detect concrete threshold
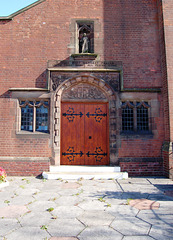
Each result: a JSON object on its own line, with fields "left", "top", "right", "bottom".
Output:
{"left": 42, "top": 166, "right": 128, "bottom": 180}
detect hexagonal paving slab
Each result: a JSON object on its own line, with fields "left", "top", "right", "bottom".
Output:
{"left": 0, "top": 218, "right": 20, "bottom": 236}
{"left": 123, "top": 237, "right": 154, "bottom": 240}
{"left": 164, "top": 190, "right": 173, "bottom": 198}
{"left": 49, "top": 238, "right": 78, "bottom": 240}
{"left": 48, "top": 218, "right": 85, "bottom": 237}
{"left": 111, "top": 217, "right": 151, "bottom": 236}
{"left": 5, "top": 226, "right": 50, "bottom": 240}
{"left": 78, "top": 210, "right": 115, "bottom": 226}
{"left": 61, "top": 183, "right": 81, "bottom": 189}
{"left": 129, "top": 199, "right": 160, "bottom": 210}
{"left": 0, "top": 205, "right": 29, "bottom": 218}
{"left": 150, "top": 224, "right": 173, "bottom": 240}
{"left": 137, "top": 210, "right": 173, "bottom": 225}
{"left": 19, "top": 211, "right": 52, "bottom": 227}
{"left": 106, "top": 204, "right": 138, "bottom": 218}
{"left": 78, "top": 199, "right": 106, "bottom": 211}
{"left": 78, "top": 226, "right": 123, "bottom": 240}
{"left": 52, "top": 206, "right": 84, "bottom": 219}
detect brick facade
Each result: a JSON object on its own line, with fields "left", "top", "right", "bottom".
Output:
{"left": 0, "top": 0, "right": 172, "bottom": 177}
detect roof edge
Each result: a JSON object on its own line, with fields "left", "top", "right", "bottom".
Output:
{"left": 0, "top": 0, "right": 46, "bottom": 20}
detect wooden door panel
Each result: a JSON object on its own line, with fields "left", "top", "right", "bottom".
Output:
{"left": 61, "top": 103, "right": 85, "bottom": 165}
{"left": 84, "top": 104, "right": 108, "bottom": 165}
{"left": 61, "top": 102, "right": 109, "bottom": 165}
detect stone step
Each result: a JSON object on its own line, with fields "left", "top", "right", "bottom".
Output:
{"left": 50, "top": 165, "right": 121, "bottom": 173}
{"left": 42, "top": 166, "right": 128, "bottom": 180}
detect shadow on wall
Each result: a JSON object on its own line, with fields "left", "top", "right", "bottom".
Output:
{"left": 35, "top": 70, "right": 47, "bottom": 89}
{"left": 0, "top": 91, "right": 11, "bottom": 98}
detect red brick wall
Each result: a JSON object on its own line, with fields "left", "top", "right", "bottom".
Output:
{"left": 0, "top": 160, "right": 50, "bottom": 176}
{"left": 103, "top": 0, "right": 162, "bottom": 88}
{"left": 120, "top": 158, "right": 163, "bottom": 177}
{"left": 0, "top": 0, "right": 162, "bottom": 91}
{"left": 160, "top": 0, "right": 173, "bottom": 178}
{"left": 0, "top": 0, "right": 167, "bottom": 176}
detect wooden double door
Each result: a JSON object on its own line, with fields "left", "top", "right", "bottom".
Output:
{"left": 61, "top": 102, "right": 109, "bottom": 165}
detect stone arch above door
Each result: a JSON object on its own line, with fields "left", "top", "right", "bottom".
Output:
{"left": 53, "top": 75, "right": 117, "bottom": 166}
{"left": 62, "top": 82, "right": 107, "bottom": 101}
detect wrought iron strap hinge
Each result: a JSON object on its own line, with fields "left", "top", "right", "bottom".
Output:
{"left": 62, "top": 147, "right": 107, "bottom": 163}
{"left": 62, "top": 107, "right": 83, "bottom": 122}
{"left": 63, "top": 107, "right": 107, "bottom": 122}
{"left": 86, "top": 147, "right": 107, "bottom": 162}
{"left": 62, "top": 147, "right": 84, "bottom": 162}
{"left": 86, "top": 107, "right": 107, "bottom": 122}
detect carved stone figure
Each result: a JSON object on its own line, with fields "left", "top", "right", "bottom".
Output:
{"left": 81, "top": 33, "right": 89, "bottom": 53}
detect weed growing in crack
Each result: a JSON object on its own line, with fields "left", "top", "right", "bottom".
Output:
{"left": 47, "top": 207, "right": 54, "bottom": 212}
{"left": 40, "top": 225, "right": 48, "bottom": 230}
{"left": 98, "top": 197, "right": 106, "bottom": 202}
{"left": 75, "top": 189, "right": 84, "bottom": 196}
{"left": 106, "top": 203, "right": 111, "bottom": 207}
{"left": 127, "top": 198, "right": 133, "bottom": 205}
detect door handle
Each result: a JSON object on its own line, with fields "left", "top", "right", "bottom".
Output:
{"left": 89, "top": 136, "right": 92, "bottom": 139}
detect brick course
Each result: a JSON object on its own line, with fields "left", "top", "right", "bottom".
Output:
{"left": 0, "top": 160, "right": 50, "bottom": 176}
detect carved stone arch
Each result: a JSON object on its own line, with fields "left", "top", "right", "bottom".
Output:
{"left": 53, "top": 75, "right": 117, "bottom": 166}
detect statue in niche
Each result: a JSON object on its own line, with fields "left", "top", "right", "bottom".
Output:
{"left": 78, "top": 23, "right": 94, "bottom": 53}
{"left": 81, "top": 33, "right": 89, "bottom": 53}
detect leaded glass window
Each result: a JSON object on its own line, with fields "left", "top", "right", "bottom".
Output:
{"left": 122, "top": 102, "right": 134, "bottom": 131}
{"left": 21, "top": 105, "right": 33, "bottom": 131}
{"left": 137, "top": 102, "right": 149, "bottom": 131}
{"left": 20, "top": 100, "right": 49, "bottom": 133}
{"left": 36, "top": 105, "right": 48, "bottom": 133}
{"left": 121, "top": 101, "right": 150, "bottom": 133}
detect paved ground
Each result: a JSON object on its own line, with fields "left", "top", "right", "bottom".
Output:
{"left": 0, "top": 177, "right": 173, "bottom": 240}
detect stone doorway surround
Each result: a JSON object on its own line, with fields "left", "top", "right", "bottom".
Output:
{"left": 47, "top": 59, "right": 123, "bottom": 166}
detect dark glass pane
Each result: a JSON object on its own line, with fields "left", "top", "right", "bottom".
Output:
{"left": 43, "top": 101, "right": 49, "bottom": 106}
{"left": 36, "top": 105, "right": 49, "bottom": 133}
{"left": 21, "top": 106, "right": 33, "bottom": 131}
{"left": 137, "top": 106, "right": 149, "bottom": 131}
{"left": 122, "top": 106, "right": 134, "bottom": 131}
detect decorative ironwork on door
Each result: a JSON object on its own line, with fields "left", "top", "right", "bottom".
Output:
{"left": 62, "top": 147, "right": 84, "bottom": 162}
{"left": 86, "top": 107, "right": 107, "bottom": 122}
{"left": 62, "top": 107, "right": 83, "bottom": 122}
{"left": 63, "top": 107, "right": 107, "bottom": 123}
{"left": 86, "top": 147, "right": 107, "bottom": 162}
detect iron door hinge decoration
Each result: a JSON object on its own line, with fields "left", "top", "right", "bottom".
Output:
{"left": 86, "top": 107, "right": 107, "bottom": 122}
{"left": 62, "top": 147, "right": 84, "bottom": 162}
{"left": 63, "top": 107, "right": 83, "bottom": 122}
{"left": 86, "top": 147, "right": 107, "bottom": 162}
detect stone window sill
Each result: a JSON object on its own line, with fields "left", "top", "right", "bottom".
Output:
{"left": 16, "top": 131, "right": 50, "bottom": 138}
{"left": 120, "top": 131, "right": 153, "bottom": 139}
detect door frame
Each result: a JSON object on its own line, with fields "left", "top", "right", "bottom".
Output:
{"left": 52, "top": 75, "right": 118, "bottom": 166}
{"left": 60, "top": 102, "right": 110, "bottom": 166}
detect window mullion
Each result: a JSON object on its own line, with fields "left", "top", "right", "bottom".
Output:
{"left": 33, "top": 106, "right": 36, "bottom": 132}
{"left": 134, "top": 103, "right": 137, "bottom": 132}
